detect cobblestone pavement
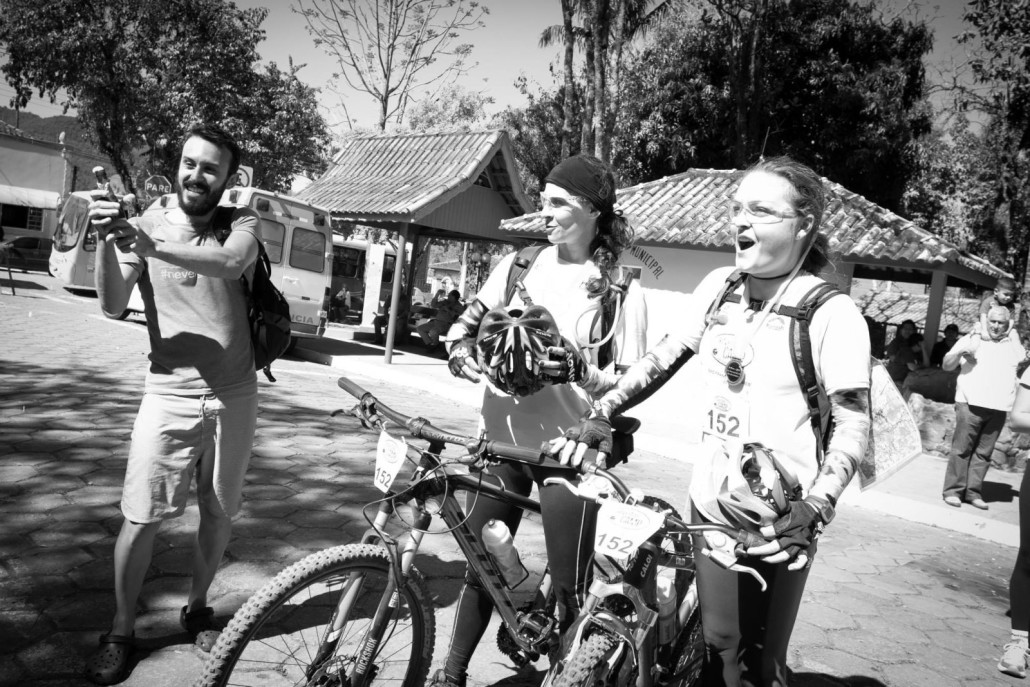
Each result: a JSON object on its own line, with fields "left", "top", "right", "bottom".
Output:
{"left": 0, "top": 271, "right": 1021, "bottom": 687}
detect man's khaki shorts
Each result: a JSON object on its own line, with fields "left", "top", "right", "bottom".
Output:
{"left": 121, "top": 383, "right": 258, "bottom": 523}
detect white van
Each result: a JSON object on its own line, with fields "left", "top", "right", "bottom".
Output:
{"left": 52, "top": 188, "right": 334, "bottom": 343}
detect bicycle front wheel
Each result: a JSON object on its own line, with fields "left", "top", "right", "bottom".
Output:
{"left": 197, "top": 544, "right": 434, "bottom": 687}
{"left": 553, "top": 631, "right": 624, "bottom": 687}
{"left": 663, "top": 595, "right": 703, "bottom": 687}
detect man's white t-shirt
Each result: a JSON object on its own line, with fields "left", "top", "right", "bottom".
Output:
{"left": 672, "top": 267, "right": 870, "bottom": 522}
{"left": 953, "top": 333, "right": 1025, "bottom": 411}
{"left": 474, "top": 246, "right": 647, "bottom": 448}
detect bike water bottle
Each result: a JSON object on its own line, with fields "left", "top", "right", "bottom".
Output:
{"left": 656, "top": 567, "right": 678, "bottom": 644}
{"left": 482, "top": 520, "right": 526, "bottom": 588}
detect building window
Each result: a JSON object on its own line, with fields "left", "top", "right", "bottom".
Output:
{"left": 1, "top": 203, "right": 29, "bottom": 229}
{"left": 0, "top": 204, "right": 43, "bottom": 231}
{"left": 27, "top": 208, "right": 43, "bottom": 232}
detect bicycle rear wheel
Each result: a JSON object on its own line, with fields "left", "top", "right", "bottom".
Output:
{"left": 197, "top": 544, "right": 434, "bottom": 687}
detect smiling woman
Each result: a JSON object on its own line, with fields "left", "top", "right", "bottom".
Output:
{"left": 430, "top": 153, "right": 649, "bottom": 687}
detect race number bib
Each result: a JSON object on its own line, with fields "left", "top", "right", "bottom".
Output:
{"left": 700, "top": 393, "right": 748, "bottom": 444}
{"left": 594, "top": 500, "right": 665, "bottom": 562}
{"left": 374, "top": 430, "right": 407, "bottom": 493}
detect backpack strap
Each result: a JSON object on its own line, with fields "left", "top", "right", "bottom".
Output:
{"left": 705, "top": 269, "right": 747, "bottom": 326}
{"left": 783, "top": 282, "right": 843, "bottom": 466}
{"left": 504, "top": 244, "right": 546, "bottom": 306}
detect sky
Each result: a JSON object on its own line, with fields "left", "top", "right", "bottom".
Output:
{"left": 2, "top": 0, "right": 975, "bottom": 135}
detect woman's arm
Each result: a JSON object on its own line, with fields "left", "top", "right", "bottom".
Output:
{"left": 1011, "top": 374, "right": 1030, "bottom": 433}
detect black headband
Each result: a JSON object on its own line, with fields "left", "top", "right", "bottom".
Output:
{"left": 544, "top": 155, "right": 616, "bottom": 215}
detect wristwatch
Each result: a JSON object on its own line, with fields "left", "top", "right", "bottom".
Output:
{"left": 806, "top": 495, "right": 836, "bottom": 526}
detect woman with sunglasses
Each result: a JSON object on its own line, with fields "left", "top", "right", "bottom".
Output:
{"left": 552, "top": 156, "right": 871, "bottom": 686}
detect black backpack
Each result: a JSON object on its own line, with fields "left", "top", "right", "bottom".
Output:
{"left": 504, "top": 244, "right": 625, "bottom": 370}
{"left": 215, "top": 207, "right": 292, "bottom": 382}
{"left": 705, "top": 269, "right": 843, "bottom": 465}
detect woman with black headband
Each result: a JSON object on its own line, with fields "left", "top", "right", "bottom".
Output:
{"left": 433, "top": 154, "right": 648, "bottom": 687}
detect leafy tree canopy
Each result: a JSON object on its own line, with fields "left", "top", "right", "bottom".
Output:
{"left": 0, "top": 0, "right": 332, "bottom": 193}
{"left": 613, "top": 0, "right": 933, "bottom": 210}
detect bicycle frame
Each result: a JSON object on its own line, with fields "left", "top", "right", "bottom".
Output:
{"left": 345, "top": 441, "right": 559, "bottom": 678}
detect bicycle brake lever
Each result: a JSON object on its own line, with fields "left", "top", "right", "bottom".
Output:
{"left": 541, "top": 477, "right": 605, "bottom": 503}
{"left": 700, "top": 545, "right": 768, "bottom": 592}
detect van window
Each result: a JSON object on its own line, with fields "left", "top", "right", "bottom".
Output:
{"left": 54, "top": 200, "right": 88, "bottom": 253}
{"left": 289, "top": 227, "right": 326, "bottom": 272}
{"left": 333, "top": 246, "right": 363, "bottom": 279}
{"left": 260, "top": 220, "right": 285, "bottom": 263}
{"left": 383, "top": 254, "right": 396, "bottom": 284}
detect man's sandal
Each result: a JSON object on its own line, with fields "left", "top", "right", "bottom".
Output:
{"left": 83, "top": 632, "right": 134, "bottom": 685}
{"left": 180, "top": 605, "right": 219, "bottom": 652}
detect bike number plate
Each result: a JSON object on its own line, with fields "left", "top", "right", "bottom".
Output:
{"left": 374, "top": 430, "right": 407, "bottom": 493}
{"left": 594, "top": 501, "right": 664, "bottom": 562}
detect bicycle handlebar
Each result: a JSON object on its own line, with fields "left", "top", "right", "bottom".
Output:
{"left": 337, "top": 376, "right": 631, "bottom": 496}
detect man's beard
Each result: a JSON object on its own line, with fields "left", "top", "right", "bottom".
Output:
{"left": 177, "top": 178, "right": 227, "bottom": 217}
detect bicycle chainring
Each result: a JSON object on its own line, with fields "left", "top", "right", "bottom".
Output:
{"left": 496, "top": 603, "right": 556, "bottom": 668}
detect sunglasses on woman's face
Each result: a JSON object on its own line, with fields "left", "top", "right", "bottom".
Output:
{"left": 723, "top": 200, "right": 801, "bottom": 225}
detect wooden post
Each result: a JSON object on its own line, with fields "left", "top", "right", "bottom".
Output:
{"left": 384, "top": 224, "right": 409, "bottom": 365}
{"left": 924, "top": 270, "right": 948, "bottom": 359}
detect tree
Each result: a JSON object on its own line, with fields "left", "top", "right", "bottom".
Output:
{"left": 403, "top": 83, "right": 493, "bottom": 132}
{"left": 613, "top": 0, "right": 933, "bottom": 209}
{"left": 295, "top": 0, "right": 488, "bottom": 131}
{"left": 539, "top": 0, "right": 675, "bottom": 161}
{"left": 0, "top": 0, "right": 332, "bottom": 194}
{"left": 955, "top": 0, "right": 1030, "bottom": 284}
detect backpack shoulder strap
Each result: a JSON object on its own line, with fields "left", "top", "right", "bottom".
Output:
{"left": 504, "top": 244, "right": 545, "bottom": 306}
{"left": 705, "top": 269, "right": 746, "bottom": 325}
{"left": 782, "top": 282, "right": 844, "bottom": 465}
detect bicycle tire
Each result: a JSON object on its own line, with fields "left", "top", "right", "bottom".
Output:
{"left": 196, "top": 544, "right": 434, "bottom": 687}
{"left": 662, "top": 596, "right": 703, "bottom": 687}
{"left": 552, "top": 631, "right": 623, "bottom": 687}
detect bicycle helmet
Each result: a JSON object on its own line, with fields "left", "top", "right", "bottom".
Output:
{"left": 476, "top": 304, "right": 561, "bottom": 397}
{"left": 695, "top": 442, "right": 802, "bottom": 530}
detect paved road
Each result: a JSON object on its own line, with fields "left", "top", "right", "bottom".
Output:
{"left": 0, "top": 270, "right": 1021, "bottom": 686}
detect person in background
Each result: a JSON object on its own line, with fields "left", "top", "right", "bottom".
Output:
{"left": 1000, "top": 362, "right": 1030, "bottom": 677}
{"left": 417, "top": 289, "right": 463, "bottom": 352}
{"left": 941, "top": 305, "right": 1025, "bottom": 511}
{"left": 374, "top": 291, "right": 411, "bottom": 345}
{"left": 887, "top": 330, "right": 926, "bottom": 387}
{"left": 974, "top": 276, "right": 1020, "bottom": 345}
{"left": 930, "top": 324, "right": 961, "bottom": 368}
{"left": 83, "top": 124, "right": 260, "bottom": 685}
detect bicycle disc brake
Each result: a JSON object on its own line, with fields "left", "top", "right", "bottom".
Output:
{"left": 497, "top": 603, "right": 558, "bottom": 668}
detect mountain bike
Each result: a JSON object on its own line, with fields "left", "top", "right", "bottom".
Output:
{"left": 196, "top": 376, "right": 633, "bottom": 686}
{"left": 539, "top": 478, "right": 768, "bottom": 687}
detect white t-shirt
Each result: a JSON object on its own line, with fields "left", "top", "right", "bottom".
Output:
{"left": 475, "top": 246, "right": 647, "bottom": 448}
{"left": 953, "top": 333, "right": 1025, "bottom": 411}
{"left": 675, "top": 267, "right": 870, "bottom": 521}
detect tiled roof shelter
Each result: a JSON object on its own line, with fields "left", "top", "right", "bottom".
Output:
{"left": 297, "top": 129, "right": 533, "bottom": 362}
{"left": 501, "top": 168, "right": 1006, "bottom": 288}
{"left": 298, "top": 129, "right": 532, "bottom": 232}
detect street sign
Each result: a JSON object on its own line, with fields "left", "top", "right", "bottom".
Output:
{"left": 234, "top": 165, "right": 254, "bottom": 188}
{"left": 144, "top": 175, "right": 172, "bottom": 199}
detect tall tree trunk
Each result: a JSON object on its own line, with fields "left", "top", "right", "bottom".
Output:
{"left": 591, "top": 0, "right": 610, "bottom": 162}
{"left": 561, "top": 0, "right": 576, "bottom": 159}
{"left": 580, "top": 0, "right": 596, "bottom": 154}
{"left": 606, "top": 0, "right": 627, "bottom": 165}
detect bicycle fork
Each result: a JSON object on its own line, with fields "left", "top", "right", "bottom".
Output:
{"left": 312, "top": 496, "right": 430, "bottom": 686}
